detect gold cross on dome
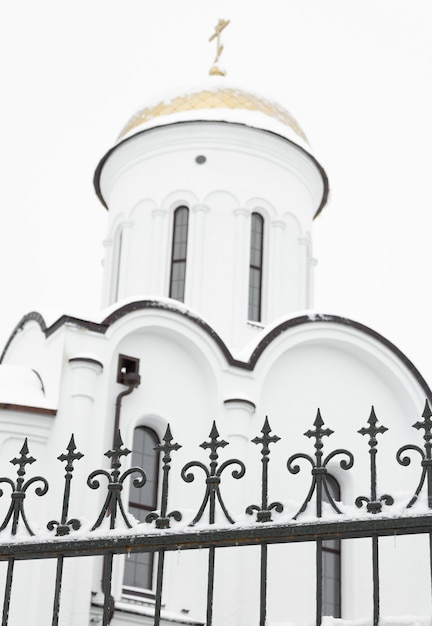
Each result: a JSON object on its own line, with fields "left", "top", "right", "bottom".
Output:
{"left": 209, "top": 18, "right": 230, "bottom": 76}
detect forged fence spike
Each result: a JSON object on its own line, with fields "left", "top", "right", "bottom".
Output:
{"left": 314, "top": 408, "right": 324, "bottom": 428}
{"left": 247, "top": 417, "right": 283, "bottom": 522}
{"left": 208, "top": 421, "right": 220, "bottom": 441}
{"left": 304, "top": 409, "right": 334, "bottom": 444}
{"left": 262, "top": 416, "right": 271, "bottom": 435}
{"left": 357, "top": 408, "right": 393, "bottom": 514}
{"left": 49, "top": 435, "right": 84, "bottom": 536}
{"left": 148, "top": 424, "right": 182, "bottom": 529}
{"left": 413, "top": 400, "right": 432, "bottom": 443}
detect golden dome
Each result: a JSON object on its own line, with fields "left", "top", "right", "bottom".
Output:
{"left": 118, "top": 87, "right": 308, "bottom": 142}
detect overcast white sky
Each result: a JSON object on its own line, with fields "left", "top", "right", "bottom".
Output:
{"left": 0, "top": 1, "right": 431, "bottom": 382}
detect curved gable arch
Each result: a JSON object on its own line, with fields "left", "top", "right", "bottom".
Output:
{"left": 3, "top": 306, "right": 430, "bottom": 403}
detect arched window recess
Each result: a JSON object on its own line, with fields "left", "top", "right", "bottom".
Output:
{"left": 123, "top": 426, "right": 160, "bottom": 597}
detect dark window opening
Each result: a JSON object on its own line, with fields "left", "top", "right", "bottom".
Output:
{"left": 123, "top": 426, "right": 160, "bottom": 594}
{"left": 248, "top": 213, "right": 264, "bottom": 322}
{"left": 169, "top": 206, "right": 189, "bottom": 302}
{"left": 322, "top": 475, "right": 342, "bottom": 617}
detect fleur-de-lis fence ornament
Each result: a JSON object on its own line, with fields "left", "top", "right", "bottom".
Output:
{"left": 287, "top": 409, "right": 354, "bottom": 518}
{"left": 356, "top": 407, "right": 393, "bottom": 513}
{"left": 89, "top": 431, "right": 146, "bottom": 530}
{"left": 146, "top": 425, "right": 182, "bottom": 529}
{"left": 246, "top": 417, "right": 283, "bottom": 522}
{"left": 47, "top": 435, "right": 84, "bottom": 536}
{"left": 0, "top": 439, "right": 48, "bottom": 536}
{"left": 181, "top": 421, "right": 246, "bottom": 525}
{"left": 397, "top": 399, "right": 432, "bottom": 508}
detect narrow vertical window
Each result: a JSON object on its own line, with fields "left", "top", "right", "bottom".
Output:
{"left": 322, "top": 475, "right": 342, "bottom": 617}
{"left": 248, "top": 213, "right": 264, "bottom": 322}
{"left": 169, "top": 206, "right": 189, "bottom": 302}
{"left": 124, "top": 427, "right": 160, "bottom": 595}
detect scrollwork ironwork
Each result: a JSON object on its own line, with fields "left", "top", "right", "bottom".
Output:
{"left": 89, "top": 431, "right": 146, "bottom": 530}
{"left": 0, "top": 439, "right": 48, "bottom": 536}
{"left": 287, "top": 409, "right": 353, "bottom": 518}
{"left": 397, "top": 399, "right": 432, "bottom": 508}
{"left": 181, "top": 421, "right": 245, "bottom": 525}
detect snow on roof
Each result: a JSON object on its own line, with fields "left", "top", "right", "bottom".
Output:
{"left": 0, "top": 365, "right": 53, "bottom": 409}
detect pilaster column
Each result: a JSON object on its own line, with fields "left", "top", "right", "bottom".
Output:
{"left": 68, "top": 357, "right": 103, "bottom": 436}
{"left": 188, "top": 204, "right": 210, "bottom": 308}
{"left": 223, "top": 397, "right": 256, "bottom": 460}
{"left": 269, "top": 219, "right": 286, "bottom": 320}
{"left": 117, "top": 221, "right": 133, "bottom": 300}
{"left": 62, "top": 356, "right": 103, "bottom": 626}
{"left": 299, "top": 236, "right": 315, "bottom": 308}
{"left": 151, "top": 208, "right": 168, "bottom": 294}
{"left": 101, "top": 238, "right": 113, "bottom": 307}
{"left": 232, "top": 208, "right": 250, "bottom": 338}
{"left": 221, "top": 398, "right": 255, "bottom": 626}
{"left": 67, "top": 355, "right": 104, "bottom": 525}
{"left": 308, "top": 256, "right": 318, "bottom": 308}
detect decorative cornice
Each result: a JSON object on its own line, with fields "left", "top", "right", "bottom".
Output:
{"left": 69, "top": 357, "right": 104, "bottom": 370}
{"left": 0, "top": 403, "right": 57, "bottom": 416}
{"left": 224, "top": 398, "right": 256, "bottom": 411}
{"left": 93, "top": 121, "right": 329, "bottom": 217}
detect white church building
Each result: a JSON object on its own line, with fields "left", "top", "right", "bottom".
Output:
{"left": 0, "top": 79, "right": 431, "bottom": 626}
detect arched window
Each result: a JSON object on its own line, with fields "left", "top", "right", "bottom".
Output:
{"left": 322, "top": 475, "right": 342, "bottom": 617}
{"left": 123, "top": 427, "right": 160, "bottom": 596}
{"left": 248, "top": 213, "right": 264, "bottom": 322}
{"left": 169, "top": 206, "right": 189, "bottom": 302}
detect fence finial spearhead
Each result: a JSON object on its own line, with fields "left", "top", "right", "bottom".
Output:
{"left": 413, "top": 399, "right": 432, "bottom": 443}
{"left": 304, "top": 409, "right": 334, "bottom": 447}
{"left": 358, "top": 406, "right": 388, "bottom": 448}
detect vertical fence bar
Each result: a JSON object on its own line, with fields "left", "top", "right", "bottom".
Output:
{"left": 48, "top": 436, "right": 84, "bottom": 626}
{"left": 153, "top": 550, "right": 165, "bottom": 626}
{"left": 51, "top": 556, "right": 64, "bottom": 626}
{"left": 248, "top": 419, "right": 281, "bottom": 626}
{"left": 1, "top": 559, "right": 14, "bottom": 626}
{"left": 101, "top": 553, "right": 114, "bottom": 626}
{"left": 259, "top": 543, "right": 268, "bottom": 626}
{"left": 372, "top": 535, "right": 379, "bottom": 626}
{"left": 147, "top": 425, "right": 181, "bottom": 626}
{"left": 429, "top": 533, "right": 432, "bottom": 600}
{"left": 206, "top": 546, "right": 216, "bottom": 626}
{"left": 316, "top": 540, "right": 323, "bottom": 626}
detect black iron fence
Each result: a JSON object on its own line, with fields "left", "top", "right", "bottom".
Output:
{"left": 1, "top": 402, "right": 432, "bottom": 626}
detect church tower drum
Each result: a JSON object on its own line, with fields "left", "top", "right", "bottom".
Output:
{"left": 94, "top": 84, "right": 328, "bottom": 349}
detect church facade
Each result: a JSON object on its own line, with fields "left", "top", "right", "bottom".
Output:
{"left": 0, "top": 83, "right": 430, "bottom": 625}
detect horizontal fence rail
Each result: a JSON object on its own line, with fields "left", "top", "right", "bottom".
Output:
{"left": 0, "top": 402, "right": 432, "bottom": 625}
